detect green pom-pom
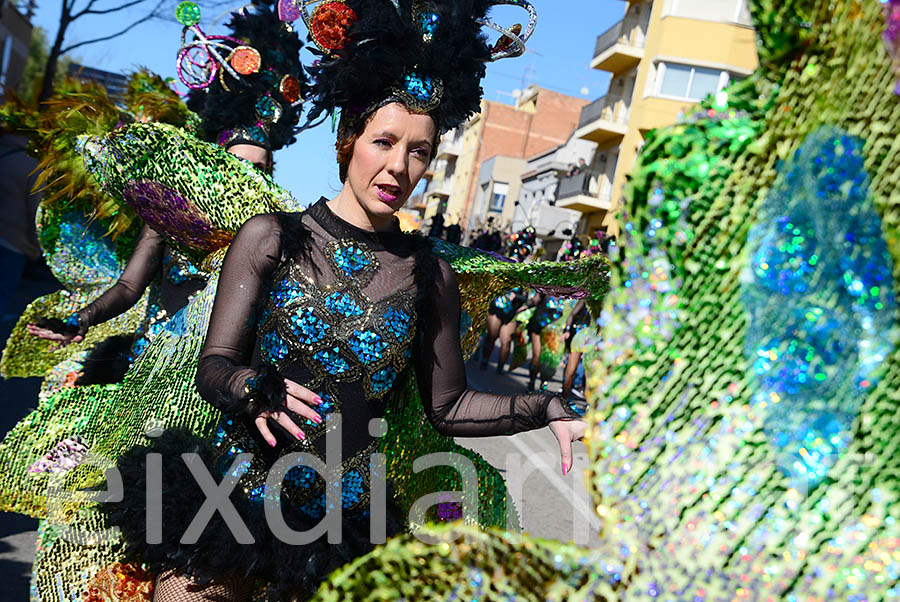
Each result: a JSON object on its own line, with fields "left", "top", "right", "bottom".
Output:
{"left": 175, "top": 1, "right": 200, "bottom": 27}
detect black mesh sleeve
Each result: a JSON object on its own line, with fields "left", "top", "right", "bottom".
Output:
{"left": 77, "top": 224, "right": 164, "bottom": 329}
{"left": 415, "top": 259, "right": 581, "bottom": 437}
{"left": 195, "top": 214, "right": 283, "bottom": 413}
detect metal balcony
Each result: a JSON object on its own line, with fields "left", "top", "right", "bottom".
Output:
{"left": 591, "top": 18, "right": 646, "bottom": 73}
{"left": 425, "top": 181, "right": 452, "bottom": 198}
{"left": 556, "top": 172, "right": 612, "bottom": 214}
{"left": 574, "top": 94, "right": 629, "bottom": 144}
{"left": 435, "top": 133, "right": 463, "bottom": 159}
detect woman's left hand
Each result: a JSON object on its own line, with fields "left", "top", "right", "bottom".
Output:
{"left": 549, "top": 419, "right": 587, "bottom": 476}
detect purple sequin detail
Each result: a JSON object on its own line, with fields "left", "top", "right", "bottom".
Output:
{"left": 482, "top": 249, "right": 516, "bottom": 263}
{"left": 124, "top": 181, "right": 218, "bottom": 251}
{"left": 531, "top": 285, "right": 589, "bottom": 299}
{"left": 436, "top": 501, "right": 463, "bottom": 521}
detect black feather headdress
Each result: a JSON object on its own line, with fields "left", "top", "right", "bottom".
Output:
{"left": 300, "top": 0, "right": 536, "bottom": 132}
{"left": 181, "top": 0, "right": 309, "bottom": 152}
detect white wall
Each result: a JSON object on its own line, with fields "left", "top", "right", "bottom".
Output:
{"left": 665, "top": 0, "right": 752, "bottom": 26}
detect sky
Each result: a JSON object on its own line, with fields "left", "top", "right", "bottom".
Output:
{"left": 31, "top": 0, "right": 622, "bottom": 205}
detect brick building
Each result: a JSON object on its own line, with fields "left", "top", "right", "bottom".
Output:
{"left": 422, "top": 85, "right": 589, "bottom": 231}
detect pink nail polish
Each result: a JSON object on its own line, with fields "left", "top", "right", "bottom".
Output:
{"left": 268, "top": 439, "right": 277, "bottom": 447}
{"left": 313, "top": 396, "right": 323, "bottom": 405}
{"left": 296, "top": 431, "right": 306, "bottom": 440}
{"left": 312, "top": 414, "right": 322, "bottom": 424}
{"left": 562, "top": 463, "right": 569, "bottom": 475}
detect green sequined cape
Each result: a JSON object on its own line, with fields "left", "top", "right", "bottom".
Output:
{"left": 0, "top": 71, "right": 198, "bottom": 383}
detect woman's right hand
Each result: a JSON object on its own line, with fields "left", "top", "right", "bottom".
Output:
{"left": 253, "top": 379, "right": 324, "bottom": 447}
{"left": 26, "top": 320, "right": 85, "bottom": 346}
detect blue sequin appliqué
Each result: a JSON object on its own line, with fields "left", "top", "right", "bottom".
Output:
{"left": 404, "top": 72, "right": 435, "bottom": 103}
{"left": 270, "top": 277, "right": 305, "bottom": 307}
{"left": 342, "top": 470, "right": 365, "bottom": 507}
{"left": 261, "top": 329, "right": 290, "bottom": 364}
{"left": 285, "top": 465, "right": 317, "bottom": 490}
{"left": 331, "top": 244, "right": 372, "bottom": 277}
{"left": 381, "top": 307, "right": 412, "bottom": 341}
{"left": 313, "top": 347, "right": 351, "bottom": 374}
{"left": 289, "top": 307, "right": 330, "bottom": 345}
{"left": 370, "top": 366, "right": 397, "bottom": 395}
{"left": 348, "top": 330, "right": 388, "bottom": 364}
{"left": 324, "top": 291, "right": 364, "bottom": 318}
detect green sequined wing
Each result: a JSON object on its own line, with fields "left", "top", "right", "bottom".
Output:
{"left": 0, "top": 254, "right": 226, "bottom": 519}
{"left": 0, "top": 72, "right": 196, "bottom": 379}
{"left": 81, "top": 121, "right": 305, "bottom": 263}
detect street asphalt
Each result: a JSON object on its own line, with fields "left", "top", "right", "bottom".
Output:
{"left": 0, "top": 263, "right": 601, "bottom": 600}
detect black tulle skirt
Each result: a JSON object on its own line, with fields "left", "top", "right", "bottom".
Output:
{"left": 104, "top": 430, "right": 405, "bottom": 598}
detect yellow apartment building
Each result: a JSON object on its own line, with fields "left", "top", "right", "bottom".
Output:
{"left": 562, "top": 0, "right": 758, "bottom": 235}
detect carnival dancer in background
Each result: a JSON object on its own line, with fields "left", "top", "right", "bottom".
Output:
{"left": 24, "top": 0, "right": 307, "bottom": 385}
{"left": 524, "top": 292, "right": 564, "bottom": 392}
{"left": 480, "top": 286, "right": 528, "bottom": 373}
{"left": 561, "top": 299, "right": 590, "bottom": 398}
{"left": 480, "top": 226, "right": 537, "bottom": 372}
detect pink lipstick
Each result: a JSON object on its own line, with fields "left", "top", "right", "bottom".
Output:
{"left": 376, "top": 184, "right": 400, "bottom": 203}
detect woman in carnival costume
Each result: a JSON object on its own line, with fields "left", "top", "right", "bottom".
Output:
{"left": 99, "top": 0, "right": 602, "bottom": 599}
{"left": 0, "top": 1, "right": 609, "bottom": 600}
{"left": 23, "top": 0, "right": 308, "bottom": 386}
{"left": 523, "top": 292, "right": 565, "bottom": 391}
{"left": 559, "top": 234, "right": 610, "bottom": 399}
{"left": 0, "top": 1, "right": 309, "bottom": 598}
{"left": 0, "top": 72, "right": 198, "bottom": 393}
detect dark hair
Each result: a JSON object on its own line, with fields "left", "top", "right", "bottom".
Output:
{"left": 335, "top": 104, "right": 440, "bottom": 183}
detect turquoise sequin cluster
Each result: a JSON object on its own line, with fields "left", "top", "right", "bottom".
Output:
{"left": 332, "top": 243, "right": 372, "bottom": 277}
{"left": 256, "top": 238, "right": 416, "bottom": 401}
{"left": 289, "top": 307, "right": 331, "bottom": 345}
{"left": 403, "top": 72, "right": 435, "bottom": 104}
{"left": 325, "top": 291, "right": 364, "bottom": 318}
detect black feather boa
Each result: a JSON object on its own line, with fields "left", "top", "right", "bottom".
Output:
{"left": 75, "top": 334, "right": 136, "bottom": 386}
{"left": 306, "top": 0, "right": 494, "bottom": 132}
{"left": 215, "top": 364, "right": 288, "bottom": 417}
{"left": 104, "top": 429, "right": 405, "bottom": 597}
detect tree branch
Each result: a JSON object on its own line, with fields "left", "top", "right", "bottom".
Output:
{"left": 69, "top": 0, "right": 102, "bottom": 19}
{"left": 77, "top": 0, "right": 150, "bottom": 17}
{"left": 60, "top": 0, "right": 163, "bottom": 53}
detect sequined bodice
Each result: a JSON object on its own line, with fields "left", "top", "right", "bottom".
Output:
{"left": 217, "top": 201, "right": 421, "bottom": 515}
{"left": 197, "top": 199, "right": 572, "bottom": 518}
{"left": 256, "top": 239, "right": 417, "bottom": 403}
